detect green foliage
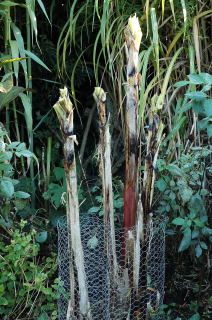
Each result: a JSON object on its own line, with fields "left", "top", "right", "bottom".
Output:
{"left": 0, "top": 221, "right": 58, "bottom": 319}
{"left": 88, "top": 182, "right": 123, "bottom": 222}
{"left": 43, "top": 167, "right": 66, "bottom": 209}
{"left": 155, "top": 148, "right": 211, "bottom": 257}
{"left": 156, "top": 303, "right": 202, "bottom": 320}
{"left": 0, "top": 128, "right": 34, "bottom": 228}
{"left": 175, "top": 73, "right": 212, "bottom": 137}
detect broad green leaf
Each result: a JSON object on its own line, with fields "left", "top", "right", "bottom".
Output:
{"left": 16, "top": 142, "right": 26, "bottom": 151}
{"left": 88, "top": 206, "right": 100, "bottom": 214}
{"left": 167, "top": 164, "right": 183, "bottom": 176}
{"left": 114, "top": 198, "right": 123, "bottom": 209}
{"left": 6, "top": 141, "right": 20, "bottom": 149}
{"left": 14, "top": 191, "right": 30, "bottom": 199}
{"left": 0, "top": 86, "right": 25, "bottom": 110}
{"left": 192, "top": 229, "right": 199, "bottom": 239}
{"left": 0, "top": 163, "right": 13, "bottom": 171}
{"left": 0, "top": 297, "right": 8, "bottom": 306}
{"left": 37, "top": 312, "right": 49, "bottom": 320}
{"left": 189, "top": 194, "right": 206, "bottom": 216}
{"left": 180, "top": 187, "right": 193, "bottom": 203}
{"left": 169, "top": 191, "right": 176, "bottom": 201}
{"left": 14, "top": 198, "right": 27, "bottom": 210}
{"left": 193, "top": 219, "right": 204, "bottom": 227}
{"left": 200, "top": 73, "right": 212, "bottom": 85}
{"left": 207, "top": 124, "right": 212, "bottom": 137}
{"left": 19, "top": 93, "right": 32, "bottom": 133}
{"left": 195, "top": 245, "right": 202, "bottom": 258}
{"left": 185, "top": 91, "right": 208, "bottom": 100}
{"left": 197, "top": 118, "right": 209, "bottom": 130}
{"left": 202, "top": 85, "right": 211, "bottom": 92}
{"left": 174, "top": 80, "right": 190, "bottom": 87}
{"left": 0, "top": 180, "right": 14, "bottom": 197}
{"left": 43, "top": 183, "right": 65, "bottom": 208}
{"left": 200, "top": 241, "right": 208, "bottom": 250}
{"left": 35, "top": 231, "right": 48, "bottom": 243}
{"left": 172, "top": 218, "right": 185, "bottom": 226}
{"left": 190, "top": 100, "right": 204, "bottom": 115}
{"left": 178, "top": 227, "right": 191, "bottom": 252}
{"left": 188, "top": 73, "right": 212, "bottom": 85}
{"left": 54, "top": 167, "right": 65, "bottom": 181}
{"left": 25, "top": 50, "right": 51, "bottom": 72}
{"left": 16, "top": 149, "right": 33, "bottom": 157}
{"left": 203, "top": 99, "right": 212, "bottom": 117}
{"left": 0, "top": 151, "right": 12, "bottom": 161}
{"left": 188, "top": 74, "right": 205, "bottom": 84}
{"left": 202, "top": 227, "right": 212, "bottom": 236}
{"left": 87, "top": 235, "right": 99, "bottom": 249}
{"left": 156, "top": 178, "right": 167, "bottom": 192}
{"left": 200, "top": 216, "right": 208, "bottom": 223}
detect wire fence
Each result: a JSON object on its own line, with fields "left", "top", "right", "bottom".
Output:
{"left": 58, "top": 215, "right": 166, "bottom": 320}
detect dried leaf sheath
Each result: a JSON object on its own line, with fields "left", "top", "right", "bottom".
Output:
{"left": 93, "top": 87, "right": 118, "bottom": 277}
{"left": 124, "top": 15, "right": 142, "bottom": 230}
{"left": 53, "top": 88, "right": 91, "bottom": 320}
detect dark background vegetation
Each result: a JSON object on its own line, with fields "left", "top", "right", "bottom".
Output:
{"left": 0, "top": 0, "right": 211, "bottom": 319}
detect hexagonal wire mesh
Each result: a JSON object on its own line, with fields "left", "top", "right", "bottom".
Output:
{"left": 58, "top": 215, "right": 166, "bottom": 320}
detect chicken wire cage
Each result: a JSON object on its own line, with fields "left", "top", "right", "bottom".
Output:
{"left": 57, "top": 215, "right": 166, "bottom": 320}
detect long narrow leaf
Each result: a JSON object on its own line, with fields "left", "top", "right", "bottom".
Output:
{"left": 24, "top": 50, "right": 51, "bottom": 72}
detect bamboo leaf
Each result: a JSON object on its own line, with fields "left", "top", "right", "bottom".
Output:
{"left": 24, "top": 50, "right": 51, "bottom": 72}
{"left": 0, "top": 86, "right": 25, "bottom": 110}
{"left": 11, "top": 23, "right": 28, "bottom": 84}
{"left": 19, "top": 93, "right": 33, "bottom": 133}
{"left": 157, "top": 47, "right": 183, "bottom": 107}
{"left": 26, "top": 0, "right": 38, "bottom": 42}
{"left": 151, "top": 8, "right": 159, "bottom": 76}
{"left": 9, "top": 40, "right": 19, "bottom": 81}
{"left": 180, "top": 0, "right": 187, "bottom": 24}
{"left": 138, "top": 46, "right": 152, "bottom": 127}
{"left": 0, "top": 1, "right": 26, "bottom": 7}
{"left": 36, "top": 0, "right": 51, "bottom": 24}
{"left": 166, "top": 30, "right": 184, "bottom": 56}
{"left": 169, "top": 0, "right": 175, "bottom": 21}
